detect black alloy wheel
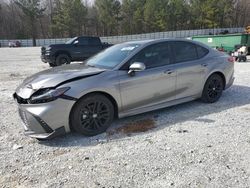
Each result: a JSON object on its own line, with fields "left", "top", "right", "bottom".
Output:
{"left": 70, "top": 94, "right": 114, "bottom": 136}
{"left": 201, "top": 74, "right": 224, "bottom": 103}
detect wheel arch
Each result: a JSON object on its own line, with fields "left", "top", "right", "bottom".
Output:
{"left": 55, "top": 50, "right": 72, "bottom": 59}
{"left": 69, "top": 91, "right": 119, "bottom": 131}
{"left": 206, "top": 71, "right": 226, "bottom": 89}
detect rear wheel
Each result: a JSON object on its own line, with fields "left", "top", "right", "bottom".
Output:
{"left": 201, "top": 74, "right": 224, "bottom": 103}
{"left": 70, "top": 94, "right": 114, "bottom": 136}
{"left": 55, "top": 54, "right": 71, "bottom": 66}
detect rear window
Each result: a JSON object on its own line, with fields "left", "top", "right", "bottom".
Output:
{"left": 89, "top": 37, "right": 100, "bottom": 45}
{"left": 196, "top": 45, "right": 209, "bottom": 58}
{"left": 78, "top": 37, "right": 88, "bottom": 45}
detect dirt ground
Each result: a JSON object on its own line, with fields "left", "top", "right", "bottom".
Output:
{"left": 0, "top": 47, "right": 250, "bottom": 188}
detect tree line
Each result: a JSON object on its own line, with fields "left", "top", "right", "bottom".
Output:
{"left": 0, "top": 0, "right": 250, "bottom": 44}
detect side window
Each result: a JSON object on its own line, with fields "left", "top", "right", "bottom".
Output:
{"left": 130, "top": 42, "right": 172, "bottom": 69}
{"left": 173, "top": 42, "right": 198, "bottom": 63}
{"left": 196, "top": 45, "right": 209, "bottom": 58}
{"left": 89, "top": 38, "right": 100, "bottom": 45}
{"left": 78, "top": 37, "right": 88, "bottom": 45}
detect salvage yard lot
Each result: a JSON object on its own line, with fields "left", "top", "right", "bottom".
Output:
{"left": 0, "top": 47, "right": 250, "bottom": 187}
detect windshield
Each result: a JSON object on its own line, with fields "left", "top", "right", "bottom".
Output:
{"left": 86, "top": 43, "right": 141, "bottom": 69}
{"left": 65, "top": 37, "right": 77, "bottom": 44}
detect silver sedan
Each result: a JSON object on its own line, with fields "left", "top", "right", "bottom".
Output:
{"left": 13, "top": 39, "right": 235, "bottom": 140}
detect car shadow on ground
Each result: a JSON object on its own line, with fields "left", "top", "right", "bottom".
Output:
{"left": 40, "top": 84, "right": 250, "bottom": 147}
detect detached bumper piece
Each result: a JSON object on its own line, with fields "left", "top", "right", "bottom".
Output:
{"left": 19, "top": 108, "right": 66, "bottom": 140}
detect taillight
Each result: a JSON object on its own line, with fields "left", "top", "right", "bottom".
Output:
{"left": 228, "top": 56, "right": 235, "bottom": 63}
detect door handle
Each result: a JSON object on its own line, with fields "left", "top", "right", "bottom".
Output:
{"left": 164, "top": 69, "right": 174, "bottom": 74}
{"left": 201, "top": 63, "right": 208, "bottom": 67}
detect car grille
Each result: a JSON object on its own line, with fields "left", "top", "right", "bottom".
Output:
{"left": 41, "top": 46, "right": 46, "bottom": 55}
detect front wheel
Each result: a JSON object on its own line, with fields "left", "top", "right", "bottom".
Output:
{"left": 49, "top": 63, "right": 56, "bottom": 67}
{"left": 55, "top": 54, "right": 71, "bottom": 66}
{"left": 70, "top": 94, "right": 114, "bottom": 136}
{"left": 201, "top": 74, "right": 224, "bottom": 103}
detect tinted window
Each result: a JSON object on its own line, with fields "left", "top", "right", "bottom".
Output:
{"left": 196, "top": 45, "right": 209, "bottom": 58}
{"left": 172, "top": 42, "right": 197, "bottom": 63}
{"left": 78, "top": 37, "right": 88, "bottom": 45}
{"left": 89, "top": 38, "right": 100, "bottom": 45}
{"left": 129, "top": 42, "right": 172, "bottom": 69}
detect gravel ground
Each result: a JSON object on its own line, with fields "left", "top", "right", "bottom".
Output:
{"left": 0, "top": 47, "right": 250, "bottom": 188}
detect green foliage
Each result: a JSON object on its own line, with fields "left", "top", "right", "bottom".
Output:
{"left": 190, "top": 0, "right": 234, "bottom": 29}
{"left": 1, "top": 0, "right": 247, "bottom": 39}
{"left": 14, "top": 0, "right": 45, "bottom": 45}
{"left": 120, "top": 0, "right": 135, "bottom": 34}
{"left": 95, "top": 0, "right": 121, "bottom": 35}
{"left": 15, "top": 0, "right": 45, "bottom": 19}
{"left": 117, "top": 0, "right": 235, "bottom": 35}
{"left": 51, "top": 0, "right": 87, "bottom": 37}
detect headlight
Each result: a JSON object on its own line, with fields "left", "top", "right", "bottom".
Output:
{"left": 45, "top": 47, "right": 52, "bottom": 55}
{"left": 29, "top": 87, "right": 70, "bottom": 104}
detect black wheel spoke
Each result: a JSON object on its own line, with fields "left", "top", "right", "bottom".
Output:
{"left": 99, "top": 113, "right": 109, "bottom": 119}
{"left": 95, "top": 118, "right": 103, "bottom": 128}
{"left": 81, "top": 119, "right": 90, "bottom": 128}
{"left": 79, "top": 99, "right": 111, "bottom": 132}
{"left": 215, "top": 88, "right": 221, "bottom": 92}
{"left": 207, "top": 78, "right": 223, "bottom": 99}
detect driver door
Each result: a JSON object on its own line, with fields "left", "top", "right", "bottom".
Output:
{"left": 118, "top": 42, "right": 177, "bottom": 113}
{"left": 72, "top": 37, "right": 89, "bottom": 60}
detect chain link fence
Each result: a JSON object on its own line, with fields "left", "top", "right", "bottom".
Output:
{"left": 0, "top": 27, "right": 244, "bottom": 48}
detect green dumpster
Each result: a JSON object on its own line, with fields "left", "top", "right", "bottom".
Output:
{"left": 192, "top": 34, "right": 250, "bottom": 53}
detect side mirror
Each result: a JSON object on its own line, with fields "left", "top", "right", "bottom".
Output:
{"left": 73, "top": 40, "right": 79, "bottom": 46}
{"left": 128, "top": 62, "right": 146, "bottom": 75}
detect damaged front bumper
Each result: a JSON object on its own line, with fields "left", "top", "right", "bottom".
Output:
{"left": 14, "top": 95, "right": 75, "bottom": 140}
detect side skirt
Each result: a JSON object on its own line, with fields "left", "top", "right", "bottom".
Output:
{"left": 118, "top": 96, "right": 198, "bottom": 118}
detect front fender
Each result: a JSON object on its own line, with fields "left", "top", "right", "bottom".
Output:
{"left": 62, "top": 71, "right": 122, "bottom": 112}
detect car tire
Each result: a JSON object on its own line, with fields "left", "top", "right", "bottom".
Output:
{"left": 70, "top": 94, "right": 114, "bottom": 136}
{"left": 36, "top": 138, "right": 46, "bottom": 141}
{"left": 55, "top": 54, "right": 71, "bottom": 66}
{"left": 49, "top": 63, "right": 56, "bottom": 67}
{"left": 201, "top": 74, "right": 224, "bottom": 103}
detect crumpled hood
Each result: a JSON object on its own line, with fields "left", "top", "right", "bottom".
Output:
{"left": 15, "top": 63, "right": 105, "bottom": 99}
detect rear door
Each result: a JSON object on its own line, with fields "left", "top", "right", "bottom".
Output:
{"left": 87, "top": 37, "right": 103, "bottom": 57}
{"left": 170, "top": 41, "right": 209, "bottom": 99}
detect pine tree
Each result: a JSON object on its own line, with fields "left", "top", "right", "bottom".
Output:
{"left": 15, "top": 0, "right": 45, "bottom": 46}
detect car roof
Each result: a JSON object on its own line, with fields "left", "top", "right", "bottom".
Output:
{"left": 122, "top": 38, "right": 206, "bottom": 47}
